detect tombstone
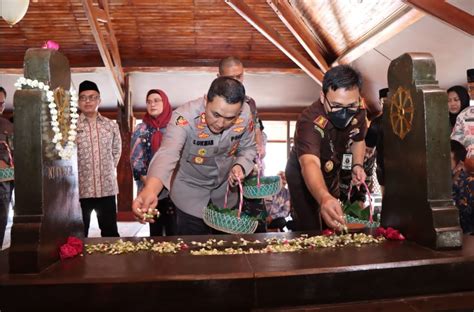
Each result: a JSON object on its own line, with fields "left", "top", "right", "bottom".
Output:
{"left": 9, "top": 48, "right": 83, "bottom": 273}
{"left": 381, "top": 52, "right": 462, "bottom": 249}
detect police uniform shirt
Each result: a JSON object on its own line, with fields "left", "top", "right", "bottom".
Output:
{"left": 291, "top": 99, "right": 367, "bottom": 196}
{"left": 147, "top": 97, "right": 257, "bottom": 218}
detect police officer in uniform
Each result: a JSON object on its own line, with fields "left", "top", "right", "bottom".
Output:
{"left": 285, "top": 65, "right": 367, "bottom": 231}
{"left": 132, "top": 77, "right": 256, "bottom": 235}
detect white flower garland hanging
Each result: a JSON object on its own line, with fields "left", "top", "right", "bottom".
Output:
{"left": 14, "top": 77, "right": 79, "bottom": 160}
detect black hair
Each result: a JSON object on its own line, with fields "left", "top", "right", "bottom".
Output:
{"left": 207, "top": 77, "right": 245, "bottom": 105}
{"left": 218, "top": 56, "right": 243, "bottom": 75}
{"left": 447, "top": 85, "right": 470, "bottom": 127}
{"left": 0, "top": 87, "right": 6, "bottom": 97}
{"left": 450, "top": 140, "right": 467, "bottom": 164}
{"left": 447, "top": 85, "right": 470, "bottom": 112}
{"left": 322, "top": 65, "right": 362, "bottom": 95}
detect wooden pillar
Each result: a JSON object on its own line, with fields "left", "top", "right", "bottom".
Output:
{"left": 117, "top": 74, "right": 134, "bottom": 221}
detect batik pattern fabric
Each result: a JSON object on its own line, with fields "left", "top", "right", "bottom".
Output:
{"left": 452, "top": 163, "right": 474, "bottom": 234}
{"left": 451, "top": 106, "right": 474, "bottom": 157}
{"left": 76, "top": 114, "right": 122, "bottom": 199}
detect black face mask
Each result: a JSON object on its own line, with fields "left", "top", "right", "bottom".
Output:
{"left": 327, "top": 108, "right": 358, "bottom": 129}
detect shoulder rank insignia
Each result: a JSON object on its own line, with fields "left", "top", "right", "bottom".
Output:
{"left": 198, "top": 132, "right": 209, "bottom": 139}
{"left": 176, "top": 116, "right": 189, "bottom": 127}
{"left": 313, "top": 115, "right": 328, "bottom": 129}
{"left": 314, "top": 125, "right": 324, "bottom": 138}
{"left": 233, "top": 126, "right": 245, "bottom": 133}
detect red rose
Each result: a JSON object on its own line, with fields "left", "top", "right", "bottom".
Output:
{"left": 376, "top": 227, "right": 405, "bottom": 240}
{"left": 322, "top": 229, "right": 334, "bottom": 236}
{"left": 386, "top": 228, "right": 405, "bottom": 240}
{"left": 59, "top": 236, "right": 83, "bottom": 260}
{"left": 375, "top": 227, "right": 386, "bottom": 237}
{"left": 60, "top": 244, "right": 79, "bottom": 260}
{"left": 67, "top": 236, "right": 83, "bottom": 253}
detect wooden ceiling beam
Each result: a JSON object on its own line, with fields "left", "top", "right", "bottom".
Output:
{"left": 82, "top": 0, "right": 125, "bottom": 105}
{"left": 404, "top": 0, "right": 474, "bottom": 36}
{"left": 267, "top": 0, "right": 329, "bottom": 73}
{"left": 333, "top": 7, "right": 425, "bottom": 66}
{"left": 0, "top": 66, "right": 306, "bottom": 75}
{"left": 225, "top": 0, "right": 324, "bottom": 85}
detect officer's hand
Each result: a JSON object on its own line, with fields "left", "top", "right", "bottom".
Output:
{"left": 132, "top": 188, "right": 159, "bottom": 224}
{"left": 320, "top": 194, "right": 346, "bottom": 230}
{"left": 229, "top": 164, "right": 245, "bottom": 186}
{"left": 351, "top": 165, "right": 366, "bottom": 186}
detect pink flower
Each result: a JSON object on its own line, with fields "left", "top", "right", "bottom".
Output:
{"left": 42, "top": 40, "right": 60, "bottom": 50}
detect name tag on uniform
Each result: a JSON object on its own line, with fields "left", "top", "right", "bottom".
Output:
{"left": 342, "top": 153, "right": 352, "bottom": 170}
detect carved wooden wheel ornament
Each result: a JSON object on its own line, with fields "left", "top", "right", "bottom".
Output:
{"left": 390, "top": 86, "right": 414, "bottom": 140}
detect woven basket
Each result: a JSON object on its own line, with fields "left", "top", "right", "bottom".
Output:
{"left": 0, "top": 168, "right": 14, "bottom": 182}
{"left": 203, "top": 207, "right": 258, "bottom": 234}
{"left": 243, "top": 176, "right": 281, "bottom": 199}
{"left": 203, "top": 178, "right": 258, "bottom": 234}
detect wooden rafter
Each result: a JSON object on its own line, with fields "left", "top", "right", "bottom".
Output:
{"left": 82, "top": 0, "right": 125, "bottom": 105}
{"left": 333, "top": 7, "right": 425, "bottom": 66}
{"left": 404, "top": 0, "right": 474, "bottom": 36}
{"left": 267, "top": 0, "right": 329, "bottom": 73}
{"left": 225, "top": 0, "right": 324, "bottom": 85}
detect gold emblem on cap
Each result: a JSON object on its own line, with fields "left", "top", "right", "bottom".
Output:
{"left": 194, "top": 156, "right": 204, "bottom": 164}
{"left": 324, "top": 160, "right": 334, "bottom": 172}
{"left": 198, "top": 148, "right": 206, "bottom": 156}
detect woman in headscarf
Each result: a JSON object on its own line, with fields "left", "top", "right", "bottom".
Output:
{"left": 447, "top": 85, "right": 469, "bottom": 129}
{"left": 131, "top": 89, "right": 176, "bottom": 236}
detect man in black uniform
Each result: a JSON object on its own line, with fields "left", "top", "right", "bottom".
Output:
{"left": 285, "top": 65, "right": 367, "bottom": 231}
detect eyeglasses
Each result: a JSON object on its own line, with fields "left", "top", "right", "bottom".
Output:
{"left": 146, "top": 98, "right": 163, "bottom": 105}
{"left": 324, "top": 97, "right": 361, "bottom": 112}
{"left": 79, "top": 95, "right": 100, "bottom": 102}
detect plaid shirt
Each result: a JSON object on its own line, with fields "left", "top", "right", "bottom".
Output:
{"left": 76, "top": 113, "right": 122, "bottom": 198}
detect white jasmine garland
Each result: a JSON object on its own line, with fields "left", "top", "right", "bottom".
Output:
{"left": 15, "top": 77, "right": 78, "bottom": 160}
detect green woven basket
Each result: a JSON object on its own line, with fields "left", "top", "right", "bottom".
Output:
{"left": 0, "top": 168, "right": 14, "bottom": 182}
{"left": 203, "top": 206, "right": 258, "bottom": 234}
{"left": 203, "top": 179, "right": 258, "bottom": 234}
{"left": 243, "top": 176, "right": 281, "bottom": 199}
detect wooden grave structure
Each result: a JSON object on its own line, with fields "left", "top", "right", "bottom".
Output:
{"left": 0, "top": 51, "right": 473, "bottom": 311}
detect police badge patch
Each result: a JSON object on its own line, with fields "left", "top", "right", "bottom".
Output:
{"left": 313, "top": 115, "right": 328, "bottom": 129}
{"left": 176, "top": 116, "right": 189, "bottom": 127}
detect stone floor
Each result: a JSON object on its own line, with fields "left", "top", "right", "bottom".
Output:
{"left": 1, "top": 206, "right": 150, "bottom": 250}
